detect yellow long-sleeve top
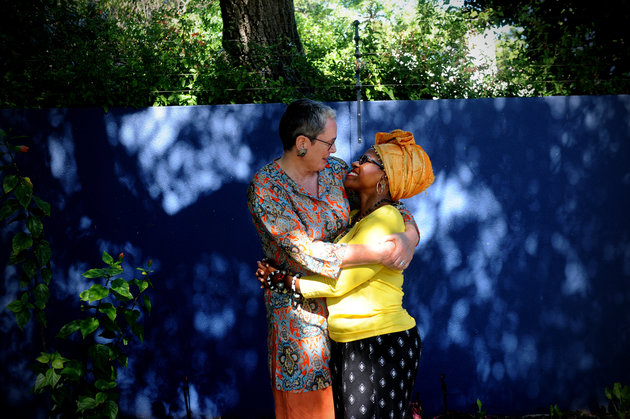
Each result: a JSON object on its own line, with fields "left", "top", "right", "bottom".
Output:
{"left": 298, "top": 205, "right": 416, "bottom": 343}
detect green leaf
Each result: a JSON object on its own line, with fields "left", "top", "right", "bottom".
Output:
{"left": 80, "top": 284, "right": 109, "bottom": 302}
{"left": 95, "top": 392, "right": 108, "bottom": 404}
{"left": 79, "top": 317, "right": 99, "bottom": 339}
{"left": 41, "top": 267, "right": 52, "bottom": 285}
{"left": 98, "top": 303, "right": 116, "bottom": 321}
{"left": 3, "top": 174, "right": 19, "bottom": 193}
{"left": 82, "top": 268, "right": 107, "bottom": 279}
{"left": 0, "top": 198, "right": 21, "bottom": 221}
{"left": 100, "top": 315, "right": 122, "bottom": 335}
{"left": 105, "top": 266, "right": 123, "bottom": 276}
{"left": 26, "top": 216, "right": 43, "bottom": 237}
{"left": 124, "top": 309, "right": 143, "bottom": 341}
{"left": 58, "top": 319, "right": 82, "bottom": 339}
{"left": 142, "top": 295, "right": 152, "bottom": 315}
{"left": 50, "top": 352, "right": 68, "bottom": 369}
{"left": 16, "top": 308, "right": 31, "bottom": 329}
{"left": 102, "top": 251, "right": 114, "bottom": 266}
{"left": 95, "top": 379, "right": 117, "bottom": 390}
{"left": 32, "top": 195, "right": 51, "bottom": 216}
{"left": 111, "top": 278, "right": 133, "bottom": 300}
{"left": 89, "top": 344, "right": 112, "bottom": 376}
{"left": 124, "top": 309, "right": 140, "bottom": 324}
{"left": 33, "top": 372, "right": 48, "bottom": 393}
{"left": 23, "top": 257, "right": 38, "bottom": 279}
{"left": 61, "top": 360, "right": 83, "bottom": 381}
{"left": 14, "top": 178, "right": 33, "bottom": 208}
{"left": 34, "top": 240, "right": 51, "bottom": 266}
{"left": 12, "top": 232, "right": 32, "bottom": 254}
{"left": 9, "top": 250, "right": 27, "bottom": 266}
{"left": 36, "top": 352, "right": 52, "bottom": 364}
{"left": 7, "top": 299, "right": 23, "bottom": 313}
{"left": 131, "top": 278, "right": 149, "bottom": 293}
{"left": 33, "top": 283, "right": 49, "bottom": 309}
{"left": 118, "top": 352, "right": 128, "bottom": 367}
{"left": 104, "top": 400, "right": 119, "bottom": 419}
{"left": 44, "top": 368, "right": 61, "bottom": 389}
{"left": 77, "top": 395, "right": 99, "bottom": 413}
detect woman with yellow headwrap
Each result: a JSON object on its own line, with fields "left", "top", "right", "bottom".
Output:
{"left": 260, "top": 129, "right": 434, "bottom": 418}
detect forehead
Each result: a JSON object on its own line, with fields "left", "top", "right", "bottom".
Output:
{"left": 364, "top": 148, "right": 379, "bottom": 159}
{"left": 321, "top": 118, "right": 337, "bottom": 138}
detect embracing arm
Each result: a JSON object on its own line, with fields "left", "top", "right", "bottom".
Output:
{"left": 248, "top": 166, "right": 400, "bottom": 277}
{"left": 247, "top": 175, "right": 347, "bottom": 278}
{"left": 379, "top": 202, "right": 419, "bottom": 270}
{"left": 298, "top": 206, "right": 402, "bottom": 298}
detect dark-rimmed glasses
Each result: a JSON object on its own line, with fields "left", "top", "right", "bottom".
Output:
{"left": 305, "top": 135, "right": 336, "bottom": 150}
{"left": 358, "top": 154, "right": 384, "bottom": 170}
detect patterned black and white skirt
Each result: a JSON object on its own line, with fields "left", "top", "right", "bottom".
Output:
{"left": 330, "top": 327, "right": 422, "bottom": 419}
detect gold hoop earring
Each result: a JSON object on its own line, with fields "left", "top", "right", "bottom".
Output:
{"left": 376, "top": 178, "right": 386, "bottom": 195}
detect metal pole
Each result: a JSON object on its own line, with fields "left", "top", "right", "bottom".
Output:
{"left": 353, "top": 20, "right": 362, "bottom": 144}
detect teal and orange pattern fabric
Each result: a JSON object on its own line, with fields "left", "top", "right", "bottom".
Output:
{"left": 248, "top": 156, "right": 351, "bottom": 391}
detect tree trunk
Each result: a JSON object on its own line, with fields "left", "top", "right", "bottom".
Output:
{"left": 219, "top": 0, "right": 304, "bottom": 80}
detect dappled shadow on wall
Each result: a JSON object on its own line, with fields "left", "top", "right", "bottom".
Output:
{"left": 1, "top": 105, "right": 283, "bottom": 417}
{"left": 1, "top": 97, "right": 629, "bottom": 417}
{"left": 396, "top": 95, "right": 630, "bottom": 414}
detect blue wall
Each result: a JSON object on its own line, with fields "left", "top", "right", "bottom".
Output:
{"left": 1, "top": 96, "right": 629, "bottom": 418}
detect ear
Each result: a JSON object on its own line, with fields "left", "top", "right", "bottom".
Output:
{"left": 296, "top": 134, "right": 310, "bottom": 150}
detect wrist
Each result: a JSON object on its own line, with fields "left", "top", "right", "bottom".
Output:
{"left": 289, "top": 273, "right": 303, "bottom": 308}
{"left": 378, "top": 241, "right": 394, "bottom": 264}
{"left": 290, "top": 273, "right": 301, "bottom": 294}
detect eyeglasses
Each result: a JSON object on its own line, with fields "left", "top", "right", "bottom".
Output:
{"left": 305, "top": 135, "right": 336, "bottom": 150}
{"left": 358, "top": 154, "right": 384, "bottom": 170}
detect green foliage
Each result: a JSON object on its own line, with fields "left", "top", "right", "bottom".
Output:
{"left": 475, "top": 398, "right": 486, "bottom": 419}
{"left": 462, "top": 0, "right": 630, "bottom": 96}
{"left": 1, "top": 0, "right": 627, "bottom": 107}
{"left": 550, "top": 403, "right": 563, "bottom": 418}
{"left": 606, "top": 383, "right": 630, "bottom": 419}
{"left": 33, "top": 251, "right": 153, "bottom": 418}
{"left": 1, "top": 129, "right": 52, "bottom": 330}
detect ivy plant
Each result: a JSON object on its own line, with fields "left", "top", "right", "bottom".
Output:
{"left": 33, "top": 251, "right": 153, "bottom": 418}
{"left": 2, "top": 129, "right": 52, "bottom": 333}
{"left": 606, "top": 383, "right": 630, "bottom": 419}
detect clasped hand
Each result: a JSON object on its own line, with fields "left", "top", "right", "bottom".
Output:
{"left": 380, "top": 232, "right": 415, "bottom": 270}
{"left": 255, "top": 259, "right": 290, "bottom": 289}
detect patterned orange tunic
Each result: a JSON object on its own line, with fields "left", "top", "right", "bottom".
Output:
{"left": 247, "top": 156, "right": 350, "bottom": 392}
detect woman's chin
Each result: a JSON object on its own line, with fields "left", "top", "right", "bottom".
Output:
{"left": 344, "top": 180, "right": 358, "bottom": 190}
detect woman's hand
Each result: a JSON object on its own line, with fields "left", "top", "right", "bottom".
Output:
{"left": 256, "top": 259, "right": 295, "bottom": 291}
{"left": 256, "top": 259, "right": 278, "bottom": 288}
{"left": 380, "top": 232, "right": 415, "bottom": 270}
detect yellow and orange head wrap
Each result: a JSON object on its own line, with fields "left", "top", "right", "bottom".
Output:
{"left": 372, "top": 129, "right": 434, "bottom": 200}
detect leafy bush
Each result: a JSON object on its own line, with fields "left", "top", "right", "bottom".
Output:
{"left": 1, "top": 0, "right": 627, "bottom": 108}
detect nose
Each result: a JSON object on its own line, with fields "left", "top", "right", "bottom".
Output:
{"left": 330, "top": 142, "right": 337, "bottom": 153}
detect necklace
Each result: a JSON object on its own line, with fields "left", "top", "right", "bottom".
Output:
{"left": 347, "top": 198, "right": 394, "bottom": 230}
